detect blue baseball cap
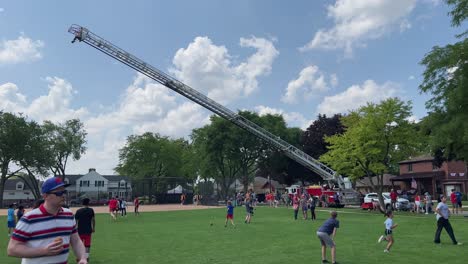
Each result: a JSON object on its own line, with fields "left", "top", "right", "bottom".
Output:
{"left": 41, "top": 177, "right": 70, "bottom": 194}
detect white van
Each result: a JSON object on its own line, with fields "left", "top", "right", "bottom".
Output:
{"left": 364, "top": 192, "right": 411, "bottom": 210}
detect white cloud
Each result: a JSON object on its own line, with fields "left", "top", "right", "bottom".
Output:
{"left": 77, "top": 74, "right": 210, "bottom": 174}
{"left": 0, "top": 33, "right": 278, "bottom": 174}
{"left": 170, "top": 36, "right": 278, "bottom": 104}
{"left": 0, "top": 82, "right": 27, "bottom": 110}
{"left": 0, "top": 77, "right": 87, "bottom": 122}
{"left": 254, "top": 105, "right": 312, "bottom": 129}
{"left": 316, "top": 80, "right": 402, "bottom": 116}
{"left": 134, "top": 102, "right": 210, "bottom": 138}
{"left": 408, "top": 75, "right": 415, "bottom": 80}
{"left": 0, "top": 35, "right": 44, "bottom": 64}
{"left": 0, "top": 8, "right": 4, "bottom": 12}
{"left": 282, "top": 65, "right": 337, "bottom": 104}
{"left": 300, "top": 0, "right": 417, "bottom": 56}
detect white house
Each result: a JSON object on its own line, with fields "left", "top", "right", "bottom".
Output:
{"left": 2, "top": 169, "right": 132, "bottom": 207}
{"left": 66, "top": 168, "right": 132, "bottom": 200}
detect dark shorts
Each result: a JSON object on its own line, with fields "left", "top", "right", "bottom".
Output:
{"left": 7, "top": 220, "right": 15, "bottom": 228}
{"left": 226, "top": 214, "right": 233, "bottom": 219}
{"left": 458, "top": 201, "right": 462, "bottom": 207}
{"left": 79, "top": 234, "right": 92, "bottom": 247}
{"left": 385, "top": 229, "right": 392, "bottom": 236}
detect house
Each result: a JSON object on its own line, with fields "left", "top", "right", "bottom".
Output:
{"left": 65, "top": 168, "right": 132, "bottom": 201}
{"left": 250, "top": 177, "right": 284, "bottom": 194}
{"left": 390, "top": 156, "right": 467, "bottom": 196}
{"left": 2, "top": 179, "right": 35, "bottom": 207}
{"left": 2, "top": 169, "right": 132, "bottom": 206}
{"left": 355, "top": 174, "right": 396, "bottom": 193}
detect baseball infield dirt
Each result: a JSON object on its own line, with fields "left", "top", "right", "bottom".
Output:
{"left": 0, "top": 204, "right": 220, "bottom": 216}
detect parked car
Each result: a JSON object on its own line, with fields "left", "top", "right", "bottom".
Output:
{"left": 363, "top": 192, "right": 411, "bottom": 211}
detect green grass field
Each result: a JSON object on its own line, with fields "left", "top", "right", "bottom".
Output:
{"left": 1, "top": 207, "right": 467, "bottom": 264}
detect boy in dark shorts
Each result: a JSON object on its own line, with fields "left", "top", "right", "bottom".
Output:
{"left": 75, "top": 198, "right": 95, "bottom": 262}
{"left": 378, "top": 211, "right": 398, "bottom": 252}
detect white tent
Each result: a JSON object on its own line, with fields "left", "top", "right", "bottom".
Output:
{"left": 167, "top": 185, "right": 184, "bottom": 194}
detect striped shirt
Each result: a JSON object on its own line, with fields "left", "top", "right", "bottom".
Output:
{"left": 12, "top": 204, "right": 77, "bottom": 264}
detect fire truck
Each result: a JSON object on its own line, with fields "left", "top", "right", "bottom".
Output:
{"left": 286, "top": 185, "right": 344, "bottom": 208}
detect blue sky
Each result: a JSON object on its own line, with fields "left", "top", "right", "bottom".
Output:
{"left": 0, "top": 0, "right": 460, "bottom": 175}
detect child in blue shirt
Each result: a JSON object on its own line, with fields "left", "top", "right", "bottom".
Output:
{"left": 225, "top": 200, "right": 235, "bottom": 227}
{"left": 7, "top": 204, "right": 16, "bottom": 236}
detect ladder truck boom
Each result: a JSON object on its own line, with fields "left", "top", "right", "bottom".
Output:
{"left": 68, "top": 24, "right": 345, "bottom": 189}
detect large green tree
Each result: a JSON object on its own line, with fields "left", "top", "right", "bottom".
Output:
{"left": 419, "top": 0, "right": 468, "bottom": 161}
{"left": 296, "top": 114, "right": 345, "bottom": 185}
{"left": 43, "top": 119, "right": 87, "bottom": 179}
{"left": 0, "top": 112, "right": 52, "bottom": 206}
{"left": 191, "top": 111, "right": 294, "bottom": 197}
{"left": 116, "top": 133, "right": 189, "bottom": 196}
{"left": 320, "top": 98, "right": 420, "bottom": 211}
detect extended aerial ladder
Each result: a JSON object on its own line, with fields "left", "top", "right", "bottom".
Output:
{"left": 68, "top": 24, "right": 350, "bottom": 193}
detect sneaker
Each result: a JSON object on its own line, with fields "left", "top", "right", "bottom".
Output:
{"left": 321, "top": 260, "right": 329, "bottom": 263}
{"left": 378, "top": 235, "right": 384, "bottom": 243}
{"left": 456, "top": 242, "right": 463, "bottom": 246}
{"left": 384, "top": 249, "right": 389, "bottom": 253}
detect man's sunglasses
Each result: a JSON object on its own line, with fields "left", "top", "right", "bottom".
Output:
{"left": 47, "top": 190, "right": 68, "bottom": 196}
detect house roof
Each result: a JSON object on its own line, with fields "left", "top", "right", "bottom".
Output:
{"left": 4, "top": 179, "right": 33, "bottom": 190}
{"left": 102, "top": 175, "right": 131, "bottom": 181}
{"left": 399, "top": 155, "right": 434, "bottom": 164}
{"left": 64, "top": 174, "right": 83, "bottom": 184}
{"left": 355, "top": 174, "right": 395, "bottom": 187}
{"left": 253, "top": 177, "right": 283, "bottom": 190}
{"left": 391, "top": 171, "right": 445, "bottom": 181}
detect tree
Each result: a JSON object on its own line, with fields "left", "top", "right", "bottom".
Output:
{"left": 320, "top": 98, "right": 420, "bottom": 211}
{"left": 0, "top": 112, "right": 50, "bottom": 206}
{"left": 419, "top": 0, "right": 468, "bottom": 161}
{"left": 191, "top": 111, "right": 294, "bottom": 197}
{"left": 43, "top": 119, "right": 87, "bottom": 179}
{"left": 191, "top": 116, "right": 243, "bottom": 198}
{"left": 299, "top": 114, "right": 345, "bottom": 184}
{"left": 116, "top": 133, "right": 187, "bottom": 196}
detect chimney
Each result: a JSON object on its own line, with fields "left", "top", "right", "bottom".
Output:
{"left": 89, "top": 168, "right": 96, "bottom": 173}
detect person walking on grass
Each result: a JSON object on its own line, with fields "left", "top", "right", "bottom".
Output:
{"left": 16, "top": 205, "right": 25, "bottom": 223}
{"left": 225, "top": 201, "right": 235, "bottom": 227}
{"left": 244, "top": 197, "right": 253, "bottom": 224}
{"left": 378, "top": 211, "right": 398, "bottom": 253}
{"left": 450, "top": 189, "right": 458, "bottom": 214}
{"left": 434, "top": 195, "right": 462, "bottom": 245}
{"left": 133, "top": 196, "right": 140, "bottom": 216}
{"left": 75, "top": 198, "right": 95, "bottom": 263}
{"left": 108, "top": 196, "right": 118, "bottom": 220}
{"left": 7, "top": 204, "right": 15, "bottom": 236}
{"left": 455, "top": 190, "right": 463, "bottom": 214}
{"left": 7, "top": 177, "right": 87, "bottom": 264}
{"left": 292, "top": 194, "right": 299, "bottom": 220}
{"left": 317, "top": 211, "right": 340, "bottom": 264}
{"left": 120, "top": 198, "right": 127, "bottom": 217}
{"left": 310, "top": 196, "right": 317, "bottom": 220}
